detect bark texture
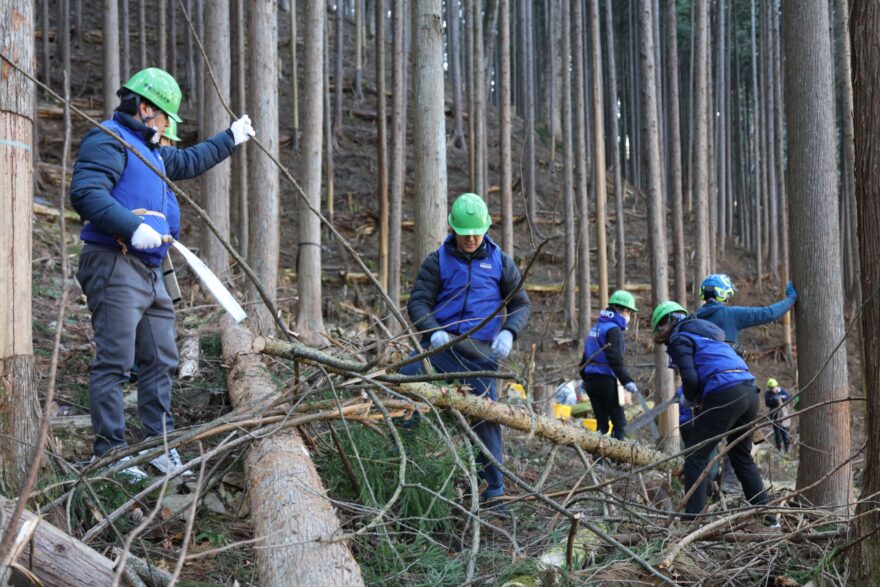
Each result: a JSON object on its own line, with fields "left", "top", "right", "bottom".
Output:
{"left": 246, "top": 0, "right": 280, "bottom": 335}
{"left": 221, "top": 318, "right": 365, "bottom": 586}
{"left": 411, "top": 0, "right": 448, "bottom": 263}
{"left": 849, "top": 0, "right": 880, "bottom": 578}
{"left": 296, "top": 0, "right": 328, "bottom": 344}
{"left": 0, "top": 496, "right": 118, "bottom": 586}
{"left": 783, "top": 0, "right": 851, "bottom": 509}
{"left": 0, "top": 0, "right": 39, "bottom": 493}
{"left": 398, "top": 383, "right": 681, "bottom": 473}
{"left": 200, "top": 0, "right": 231, "bottom": 275}
{"left": 103, "top": 0, "right": 120, "bottom": 120}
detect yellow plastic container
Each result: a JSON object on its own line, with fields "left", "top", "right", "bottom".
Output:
{"left": 509, "top": 382, "right": 527, "bottom": 400}
{"left": 583, "top": 418, "right": 612, "bottom": 433}
{"left": 553, "top": 403, "right": 573, "bottom": 420}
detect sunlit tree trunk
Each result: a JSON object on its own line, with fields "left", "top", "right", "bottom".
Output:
{"left": 388, "top": 0, "right": 407, "bottom": 310}
{"left": 561, "top": 0, "right": 576, "bottom": 332}
{"left": 691, "top": 0, "right": 710, "bottom": 288}
{"left": 376, "top": 0, "right": 389, "bottom": 291}
{"left": 520, "top": 0, "right": 536, "bottom": 225}
{"left": 411, "top": 0, "right": 448, "bottom": 262}
{"left": 665, "top": 0, "right": 686, "bottom": 305}
{"left": 247, "top": 0, "right": 280, "bottom": 336}
{"left": 499, "top": 0, "right": 514, "bottom": 255}
{"left": 572, "top": 0, "right": 591, "bottom": 339}
{"left": 589, "top": 0, "right": 608, "bottom": 308}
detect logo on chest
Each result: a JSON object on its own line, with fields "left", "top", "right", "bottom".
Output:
{"left": 479, "top": 262, "right": 493, "bottom": 270}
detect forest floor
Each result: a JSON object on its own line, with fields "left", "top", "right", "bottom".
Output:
{"left": 25, "top": 9, "right": 866, "bottom": 586}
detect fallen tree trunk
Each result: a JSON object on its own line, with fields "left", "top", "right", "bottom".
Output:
{"left": 0, "top": 495, "right": 120, "bottom": 586}
{"left": 220, "top": 317, "right": 365, "bottom": 587}
{"left": 396, "top": 383, "right": 682, "bottom": 473}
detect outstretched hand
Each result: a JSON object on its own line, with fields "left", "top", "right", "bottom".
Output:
{"left": 491, "top": 330, "right": 513, "bottom": 360}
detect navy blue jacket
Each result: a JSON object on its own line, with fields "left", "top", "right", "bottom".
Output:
{"left": 665, "top": 317, "right": 755, "bottom": 402}
{"left": 70, "top": 112, "right": 236, "bottom": 264}
{"left": 695, "top": 296, "right": 796, "bottom": 345}
{"left": 764, "top": 387, "right": 791, "bottom": 409}
{"left": 408, "top": 234, "right": 530, "bottom": 345}
{"left": 581, "top": 309, "right": 633, "bottom": 384}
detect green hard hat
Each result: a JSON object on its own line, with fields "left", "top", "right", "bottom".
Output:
{"left": 448, "top": 193, "right": 491, "bottom": 235}
{"left": 609, "top": 290, "right": 638, "bottom": 312}
{"left": 163, "top": 119, "right": 181, "bottom": 142}
{"left": 767, "top": 378, "right": 778, "bottom": 388}
{"left": 651, "top": 300, "right": 688, "bottom": 333}
{"left": 122, "top": 67, "right": 183, "bottom": 123}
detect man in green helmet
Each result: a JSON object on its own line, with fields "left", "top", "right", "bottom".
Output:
{"left": 70, "top": 67, "right": 254, "bottom": 479}
{"left": 403, "top": 193, "right": 531, "bottom": 515}
{"left": 579, "top": 289, "right": 639, "bottom": 440}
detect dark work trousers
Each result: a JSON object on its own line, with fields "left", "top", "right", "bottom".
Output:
{"left": 684, "top": 383, "right": 768, "bottom": 515}
{"left": 680, "top": 420, "right": 695, "bottom": 448}
{"left": 400, "top": 347, "right": 504, "bottom": 500}
{"left": 771, "top": 416, "right": 790, "bottom": 452}
{"left": 584, "top": 375, "right": 626, "bottom": 440}
{"left": 77, "top": 245, "right": 178, "bottom": 457}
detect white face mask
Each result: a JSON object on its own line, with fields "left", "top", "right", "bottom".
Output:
{"left": 142, "top": 106, "right": 161, "bottom": 144}
{"left": 623, "top": 313, "right": 631, "bottom": 325}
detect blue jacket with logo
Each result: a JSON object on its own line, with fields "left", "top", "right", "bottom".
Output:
{"left": 666, "top": 317, "right": 755, "bottom": 402}
{"left": 580, "top": 309, "right": 633, "bottom": 384}
{"left": 408, "top": 234, "right": 530, "bottom": 345}
{"left": 695, "top": 296, "right": 795, "bottom": 346}
{"left": 71, "top": 112, "right": 236, "bottom": 266}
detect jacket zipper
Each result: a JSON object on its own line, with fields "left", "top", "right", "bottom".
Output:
{"left": 457, "top": 257, "right": 474, "bottom": 326}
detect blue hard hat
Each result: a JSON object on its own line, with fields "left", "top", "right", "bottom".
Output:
{"left": 700, "top": 273, "right": 736, "bottom": 302}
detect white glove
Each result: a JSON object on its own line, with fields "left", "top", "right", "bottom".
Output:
{"left": 491, "top": 330, "right": 514, "bottom": 360}
{"left": 624, "top": 382, "right": 639, "bottom": 395}
{"left": 131, "top": 223, "right": 163, "bottom": 250}
{"left": 230, "top": 114, "right": 255, "bottom": 145}
{"left": 430, "top": 330, "right": 450, "bottom": 349}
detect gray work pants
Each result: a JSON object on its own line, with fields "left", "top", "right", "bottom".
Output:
{"left": 77, "top": 245, "right": 178, "bottom": 456}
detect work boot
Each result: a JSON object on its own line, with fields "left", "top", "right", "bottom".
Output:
{"left": 147, "top": 448, "right": 193, "bottom": 476}
{"left": 763, "top": 514, "right": 781, "bottom": 529}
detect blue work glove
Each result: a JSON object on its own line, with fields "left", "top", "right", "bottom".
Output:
{"left": 491, "top": 330, "right": 514, "bottom": 360}
{"left": 430, "top": 330, "right": 450, "bottom": 349}
{"left": 786, "top": 281, "right": 797, "bottom": 301}
{"left": 624, "top": 382, "right": 639, "bottom": 395}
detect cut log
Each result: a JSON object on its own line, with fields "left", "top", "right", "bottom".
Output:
{"left": 220, "top": 317, "right": 365, "bottom": 586}
{"left": 177, "top": 332, "right": 200, "bottom": 381}
{"left": 397, "top": 382, "right": 682, "bottom": 473}
{"left": 0, "top": 495, "right": 121, "bottom": 587}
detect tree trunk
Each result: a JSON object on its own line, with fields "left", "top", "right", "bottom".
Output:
{"left": 771, "top": 2, "right": 792, "bottom": 363}
{"left": 41, "top": 0, "right": 50, "bottom": 87}
{"left": 355, "top": 0, "right": 364, "bottom": 100}
{"left": 411, "top": 0, "right": 448, "bottom": 263}
{"left": 637, "top": 0, "right": 677, "bottom": 451}
{"left": 472, "top": 0, "right": 486, "bottom": 198}
{"left": 221, "top": 318, "right": 365, "bottom": 586}
{"left": 761, "top": 1, "right": 777, "bottom": 279}
{"left": 297, "top": 0, "right": 328, "bottom": 344}
{"left": 138, "top": 0, "right": 145, "bottom": 69}
{"left": 716, "top": 0, "right": 728, "bottom": 258}
{"left": 103, "top": 0, "right": 120, "bottom": 120}
{"left": 324, "top": 16, "right": 336, "bottom": 224}
{"left": 334, "top": 0, "right": 344, "bottom": 139}
{"left": 690, "top": 0, "right": 709, "bottom": 288}
{"left": 665, "top": 0, "right": 686, "bottom": 305}
{"left": 572, "top": 0, "right": 592, "bottom": 339}
{"left": 169, "top": 0, "right": 177, "bottom": 76}
{"left": 376, "top": 0, "right": 389, "bottom": 291}
{"left": 783, "top": 0, "right": 852, "bottom": 510}
{"left": 0, "top": 496, "right": 119, "bottom": 587}
{"left": 589, "top": 0, "right": 608, "bottom": 309}
{"left": 0, "top": 0, "right": 38, "bottom": 494}
{"left": 195, "top": 0, "right": 205, "bottom": 135}
{"left": 185, "top": 0, "right": 195, "bottom": 99}
{"left": 200, "top": 0, "right": 231, "bottom": 275}
{"left": 606, "top": 0, "right": 626, "bottom": 291}
{"left": 561, "top": 0, "right": 576, "bottom": 332}
{"left": 397, "top": 382, "right": 681, "bottom": 473}
{"left": 231, "top": 0, "right": 248, "bottom": 257}
{"left": 849, "top": 0, "right": 880, "bottom": 577}
{"left": 520, "top": 0, "right": 536, "bottom": 225}
{"left": 154, "top": 0, "right": 162, "bottom": 69}
{"left": 499, "top": 0, "right": 514, "bottom": 255}
{"left": 247, "top": 0, "right": 280, "bottom": 336}
{"left": 750, "top": 0, "right": 763, "bottom": 284}
{"left": 121, "top": 0, "right": 130, "bottom": 81}
{"left": 447, "top": 0, "right": 466, "bottom": 148}
{"left": 388, "top": 0, "right": 407, "bottom": 311}
{"left": 290, "top": 0, "right": 300, "bottom": 151}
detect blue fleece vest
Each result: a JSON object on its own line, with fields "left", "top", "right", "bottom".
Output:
{"left": 433, "top": 236, "right": 504, "bottom": 343}
{"left": 582, "top": 310, "right": 627, "bottom": 378}
{"left": 678, "top": 331, "right": 754, "bottom": 398}
{"left": 79, "top": 117, "right": 171, "bottom": 266}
